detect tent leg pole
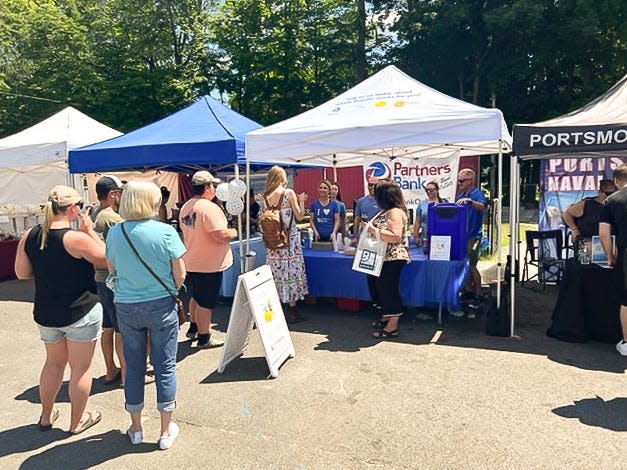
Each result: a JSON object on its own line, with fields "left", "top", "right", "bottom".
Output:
{"left": 509, "top": 155, "right": 519, "bottom": 337}
{"left": 496, "top": 142, "right": 503, "bottom": 307}
{"left": 234, "top": 165, "right": 244, "bottom": 274}
{"left": 246, "top": 160, "right": 251, "bottom": 256}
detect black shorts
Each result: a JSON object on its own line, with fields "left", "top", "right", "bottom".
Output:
{"left": 185, "top": 271, "right": 223, "bottom": 309}
{"left": 96, "top": 281, "right": 119, "bottom": 332}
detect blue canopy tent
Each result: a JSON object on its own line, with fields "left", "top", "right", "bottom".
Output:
{"left": 68, "top": 96, "right": 263, "bottom": 173}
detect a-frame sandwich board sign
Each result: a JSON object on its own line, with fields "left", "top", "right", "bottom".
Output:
{"left": 217, "top": 265, "right": 295, "bottom": 378}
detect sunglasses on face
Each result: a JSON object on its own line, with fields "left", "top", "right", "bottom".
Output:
{"left": 368, "top": 184, "right": 377, "bottom": 188}
{"left": 75, "top": 201, "right": 84, "bottom": 210}
{"left": 426, "top": 188, "right": 437, "bottom": 193}
{"left": 458, "top": 178, "right": 471, "bottom": 184}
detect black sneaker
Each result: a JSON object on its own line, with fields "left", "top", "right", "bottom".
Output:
{"left": 468, "top": 297, "right": 482, "bottom": 309}
{"left": 197, "top": 334, "right": 224, "bottom": 349}
{"left": 185, "top": 323, "right": 198, "bottom": 340}
{"left": 459, "top": 291, "right": 475, "bottom": 301}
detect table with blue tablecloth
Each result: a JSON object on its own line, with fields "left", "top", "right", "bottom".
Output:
{"left": 303, "top": 246, "right": 469, "bottom": 316}
{"left": 220, "top": 236, "right": 267, "bottom": 297}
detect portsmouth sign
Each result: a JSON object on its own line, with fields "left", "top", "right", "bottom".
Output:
{"left": 362, "top": 150, "right": 460, "bottom": 207}
{"left": 514, "top": 124, "right": 627, "bottom": 155}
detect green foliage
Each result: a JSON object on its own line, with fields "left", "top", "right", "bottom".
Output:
{"left": 0, "top": 0, "right": 625, "bottom": 139}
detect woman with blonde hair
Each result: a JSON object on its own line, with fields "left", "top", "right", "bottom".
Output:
{"left": 263, "top": 166, "right": 309, "bottom": 323}
{"left": 106, "top": 181, "right": 186, "bottom": 449}
{"left": 15, "top": 185, "right": 106, "bottom": 434}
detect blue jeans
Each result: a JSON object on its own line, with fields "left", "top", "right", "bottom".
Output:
{"left": 116, "top": 296, "right": 178, "bottom": 413}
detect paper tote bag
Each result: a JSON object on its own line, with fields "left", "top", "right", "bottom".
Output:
{"left": 352, "top": 230, "right": 388, "bottom": 277}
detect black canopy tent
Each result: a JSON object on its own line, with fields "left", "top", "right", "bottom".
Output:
{"left": 509, "top": 74, "right": 627, "bottom": 336}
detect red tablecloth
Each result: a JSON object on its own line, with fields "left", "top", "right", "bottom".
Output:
{"left": 0, "top": 239, "right": 19, "bottom": 281}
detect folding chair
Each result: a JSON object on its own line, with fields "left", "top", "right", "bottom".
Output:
{"left": 521, "top": 229, "right": 565, "bottom": 290}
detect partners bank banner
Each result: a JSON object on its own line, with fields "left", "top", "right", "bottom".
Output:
{"left": 362, "top": 150, "right": 460, "bottom": 208}
{"left": 539, "top": 157, "right": 627, "bottom": 230}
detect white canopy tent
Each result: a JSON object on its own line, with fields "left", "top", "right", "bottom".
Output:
{"left": 246, "top": 65, "right": 512, "bottom": 301}
{"left": 0, "top": 107, "right": 121, "bottom": 209}
{"left": 246, "top": 65, "right": 511, "bottom": 167}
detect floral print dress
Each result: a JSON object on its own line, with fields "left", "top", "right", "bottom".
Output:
{"left": 264, "top": 192, "right": 309, "bottom": 303}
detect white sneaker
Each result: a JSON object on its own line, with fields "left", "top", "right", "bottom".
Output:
{"left": 616, "top": 340, "right": 627, "bottom": 356}
{"left": 416, "top": 313, "right": 433, "bottom": 321}
{"left": 127, "top": 427, "right": 143, "bottom": 445}
{"left": 450, "top": 310, "right": 465, "bottom": 318}
{"left": 159, "top": 422, "right": 180, "bottom": 450}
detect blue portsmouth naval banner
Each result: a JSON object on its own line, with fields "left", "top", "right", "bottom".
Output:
{"left": 539, "top": 156, "right": 626, "bottom": 230}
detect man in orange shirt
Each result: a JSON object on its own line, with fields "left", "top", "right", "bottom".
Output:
{"left": 179, "top": 171, "right": 238, "bottom": 348}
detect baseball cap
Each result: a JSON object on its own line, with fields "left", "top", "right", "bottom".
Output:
{"left": 48, "top": 185, "right": 82, "bottom": 207}
{"left": 96, "top": 175, "right": 124, "bottom": 197}
{"left": 192, "top": 170, "right": 221, "bottom": 186}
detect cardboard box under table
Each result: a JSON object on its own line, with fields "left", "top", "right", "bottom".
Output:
{"left": 303, "top": 246, "right": 470, "bottom": 321}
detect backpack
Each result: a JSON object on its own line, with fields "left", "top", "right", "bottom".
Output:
{"left": 260, "top": 191, "right": 293, "bottom": 250}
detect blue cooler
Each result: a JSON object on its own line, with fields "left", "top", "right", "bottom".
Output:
{"left": 427, "top": 203, "right": 468, "bottom": 260}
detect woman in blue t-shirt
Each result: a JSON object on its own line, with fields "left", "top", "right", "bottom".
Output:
{"left": 310, "top": 179, "right": 340, "bottom": 241}
{"left": 106, "top": 181, "right": 187, "bottom": 450}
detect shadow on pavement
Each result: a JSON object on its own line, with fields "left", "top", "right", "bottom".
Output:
{"left": 17, "top": 430, "right": 155, "bottom": 469}
{"left": 0, "top": 424, "right": 67, "bottom": 459}
{"left": 201, "top": 357, "right": 276, "bottom": 383}
{"left": 552, "top": 396, "right": 627, "bottom": 432}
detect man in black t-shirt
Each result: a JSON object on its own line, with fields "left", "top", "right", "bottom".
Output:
{"left": 599, "top": 164, "right": 627, "bottom": 355}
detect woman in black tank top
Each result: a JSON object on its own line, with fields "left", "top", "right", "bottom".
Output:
{"left": 15, "top": 185, "right": 107, "bottom": 434}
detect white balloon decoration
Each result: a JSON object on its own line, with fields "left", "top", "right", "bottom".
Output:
{"left": 215, "top": 182, "right": 231, "bottom": 202}
{"left": 228, "top": 178, "right": 248, "bottom": 198}
{"left": 226, "top": 198, "right": 244, "bottom": 215}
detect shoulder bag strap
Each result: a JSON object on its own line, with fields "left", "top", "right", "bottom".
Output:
{"left": 120, "top": 223, "right": 178, "bottom": 302}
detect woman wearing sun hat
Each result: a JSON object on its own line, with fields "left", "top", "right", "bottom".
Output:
{"left": 15, "top": 185, "right": 107, "bottom": 435}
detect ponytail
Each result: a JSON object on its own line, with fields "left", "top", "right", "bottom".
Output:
{"left": 39, "top": 201, "right": 55, "bottom": 250}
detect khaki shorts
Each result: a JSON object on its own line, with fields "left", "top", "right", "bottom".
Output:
{"left": 467, "top": 238, "right": 481, "bottom": 266}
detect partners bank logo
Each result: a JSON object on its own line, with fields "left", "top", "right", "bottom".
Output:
{"left": 365, "top": 161, "right": 391, "bottom": 180}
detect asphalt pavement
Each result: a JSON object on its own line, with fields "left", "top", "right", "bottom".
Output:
{"left": 0, "top": 276, "right": 625, "bottom": 470}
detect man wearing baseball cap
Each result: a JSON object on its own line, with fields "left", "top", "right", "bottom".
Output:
{"left": 179, "top": 171, "right": 237, "bottom": 348}
{"left": 93, "top": 175, "right": 125, "bottom": 385}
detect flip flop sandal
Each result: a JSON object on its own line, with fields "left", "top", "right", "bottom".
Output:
{"left": 372, "top": 329, "right": 399, "bottom": 339}
{"left": 371, "top": 319, "right": 389, "bottom": 329}
{"left": 38, "top": 408, "right": 60, "bottom": 431}
{"left": 69, "top": 411, "right": 102, "bottom": 435}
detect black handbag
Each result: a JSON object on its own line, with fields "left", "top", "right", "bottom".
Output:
{"left": 120, "top": 223, "right": 186, "bottom": 325}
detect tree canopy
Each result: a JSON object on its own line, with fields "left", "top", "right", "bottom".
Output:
{"left": 0, "top": 0, "right": 625, "bottom": 138}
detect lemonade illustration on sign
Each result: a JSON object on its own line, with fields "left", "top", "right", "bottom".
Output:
{"left": 263, "top": 300, "right": 273, "bottom": 323}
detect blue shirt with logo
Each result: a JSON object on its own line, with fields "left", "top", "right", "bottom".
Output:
{"left": 311, "top": 199, "right": 340, "bottom": 240}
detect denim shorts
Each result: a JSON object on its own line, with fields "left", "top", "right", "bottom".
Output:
{"left": 38, "top": 303, "right": 103, "bottom": 344}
